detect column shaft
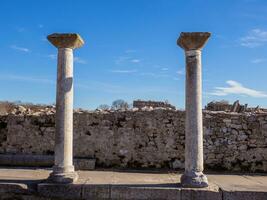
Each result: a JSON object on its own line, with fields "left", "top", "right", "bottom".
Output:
{"left": 47, "top": 33, "right": 84, "bottom": 184}
{"left": 177, "top": 31, "right": 210, "bottom": 188}
{"left": 55, "top": 48, "right": 74, "bottom": 173}
{"left": 185, "top": 50, "right": 203, "bottom": 173}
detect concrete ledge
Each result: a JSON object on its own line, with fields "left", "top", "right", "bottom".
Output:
{"left": 37, "top": 183, "right": 222, "bottom": 200}
{"left": 0, "top": 181, "right": 266, "bottom": 200}
{"left": 1, "top": 168, "right": 267, "bottom": 200}
{"left": 209, "top": 174, "right": 267, "bottom": 200}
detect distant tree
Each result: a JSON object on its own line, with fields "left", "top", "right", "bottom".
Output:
{"left": 98, "top": 104, "right": 110, "bottom": 110}
{"left": 111, "top": 99, "right": 129, "bottom": 110}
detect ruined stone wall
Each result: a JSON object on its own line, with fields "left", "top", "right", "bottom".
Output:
{"left": 133, "top": 100, "right": 176, "bottom": 110}
{"left": 0, "top": 110, "right": 266, "bottom": 172}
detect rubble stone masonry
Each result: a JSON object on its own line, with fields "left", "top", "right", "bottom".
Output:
{"left": 0, "top": 109, "right": 266, "bottom": 172}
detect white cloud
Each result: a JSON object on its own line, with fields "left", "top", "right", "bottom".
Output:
{"left": 48, "top": 54, "right": 56, "bottom": 60}
{"left": 75, "top": 81, "right": 125, "bottom": 94}
{"left": 177, "top": 69, "right": 184, "bottom": 75}
{"left": 131, "top": 59, "right": 140, "bottom": 63}
{"left": 74, "top": 57, "right": 87, "bottom": 64}
{"left": 240, "top": 29, "right": 267, "bottom": 47}
{"left": 75, "top": 80, "right": 177, "bottom": 95}
{"left": 140, "top": 72, "right": 170, "bottom": 78}
{"left": 125, "top": 49, "right": 136, "bottom": 53}
{"left": 115, "top": 56, "right": 130, "bottom": 65}
{"left": 110, "top": 70, "right": 137, "bottom": 73}
{"left": 115, "top": 50, "right": 141, "bottom": 65}
{"left": 210, "top": 80, "right": 267, "bottom": 98}
{"left": 250, "top": 58, "right": 266, "bottom": 64}
{"left": 10, "top": 45, "right": 30, "bottom": 53}
{"left": 0, "top": 74, "right": 54, "bottom": 84}
{"left": 161, "top": 67, "right": 168, "bottom": 71}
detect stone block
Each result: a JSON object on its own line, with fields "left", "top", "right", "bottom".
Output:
{"left": 13, "top": 195, "right": 53, "bottom": 200}
{"left": 223, "top": 191, "right": 267, "bottom": 200}
{"left": 181, "top": 184, "right": 222, "bottom": 200}
{"left": 82, "top": 184, "right": 110, "bottom": 199}
{"left": 110, "top": 185, "right": 181, "bottom": 200}
{"left": 0, "top": 194, "right": 47, "bottom": 200}
{"left": 0, "top": 183, "right": 30, "bottom": 194}
{"left": 38, "top": 183, "right": 82, "bottom": 199}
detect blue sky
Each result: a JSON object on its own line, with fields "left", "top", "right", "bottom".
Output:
{"left": 1, "top": 0, "right": 267, "bottom": 109}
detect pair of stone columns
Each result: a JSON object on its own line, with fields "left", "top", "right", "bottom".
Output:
{"left": 46, "top": 32, "right": 210, "bottom": 188}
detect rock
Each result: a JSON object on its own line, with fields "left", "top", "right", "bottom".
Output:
{"left": 222, "top": 127, "right": 227, "bottom": 133}
{"left": 231, "top": 129, "right": 238, "bottom": 135}
{"left": 172, "top": 159, "right": 184, "bottom": 169}
{"left": 223, "top": 119, "right": 231, "bottom": 123}
{"left": 237, "top": 134, "right": 248, "bottom": 141}
{"left": 18, "top": 105, "right": 26, "bottom": 112}
{"left": 205, "top": 114, "right": 212, "bottom": 119}
{"left": 239, "top": 145, "right": 247, "bottom": 150}
{"left": 231, "top": 124, "right": 243, "bottom": 129}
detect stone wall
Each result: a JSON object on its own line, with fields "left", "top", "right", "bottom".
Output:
{"left": 0, "top": 109, "right": 266, "bottom": 172}
{"left": 133, "top": 100, "right": 176, "bottom": 110}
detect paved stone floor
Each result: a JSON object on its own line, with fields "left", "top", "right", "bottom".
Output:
{"left": 0, "top": 167, "right": 267, "bottom": 199}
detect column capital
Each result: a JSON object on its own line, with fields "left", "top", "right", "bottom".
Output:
{"left": 47, "top": 33, "right": 84, "bottom": 49}
{"left": 177, "top": 32, "right": 211, "bottom": 51}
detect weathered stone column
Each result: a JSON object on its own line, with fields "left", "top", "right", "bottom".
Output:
{"left": 47, "top": 33, "right": 84, "bottom": 183}
{"left": 177, "top": 32, "right": 210, "bottom": 188}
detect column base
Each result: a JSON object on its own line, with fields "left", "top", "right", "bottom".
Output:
{"left": 48, "top": 171, "right": 78, "bottom": 184}
{"left": 181, "top": 171, "right": 208, "bottom": 188}
{"left": 48, "top": 165, "right": 78, "bottom": 184}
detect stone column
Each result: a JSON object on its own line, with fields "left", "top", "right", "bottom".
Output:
{"left": 47, "top": 33, "right": 84, "bottom": 183}
{"left": 177, "top": 32, "right": 210, "bottom": 188}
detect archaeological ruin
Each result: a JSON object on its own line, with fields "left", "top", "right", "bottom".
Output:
{"left": 133, "top": 100, "right": 176, "bottom": 110}
{"left": 0, "top": 32, "right": 267, "bottom": 199}
{"left": 1, "top": 107, "right": 267, "bottom": 173}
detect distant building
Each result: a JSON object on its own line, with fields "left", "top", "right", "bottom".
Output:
{"left": 133, "top": 100, "right": 176, "bottom": 110}
{"left": 204, "top": 100, "right": 263, "bottom": 113}
{"left": 205, "top": 100, "right": 232, "bottom": 111}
